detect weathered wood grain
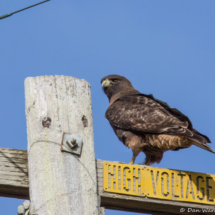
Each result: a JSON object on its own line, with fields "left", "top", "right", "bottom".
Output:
{"left": 25, "top": 76, "right": 99, "bottom": 215}
{"left": 0, "top": 148, "right": 29, "bottom": 199}
{"left": 99, "top": 207, "right": 105, "bottom": 215}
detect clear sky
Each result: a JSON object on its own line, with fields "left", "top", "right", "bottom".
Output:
{"left": 0, "top": 1, "right": 215, "bottom": 214}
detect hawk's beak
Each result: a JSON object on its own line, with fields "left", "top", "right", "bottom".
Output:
{"left": 102, "top": 80, "right": 112, "bottom": 88}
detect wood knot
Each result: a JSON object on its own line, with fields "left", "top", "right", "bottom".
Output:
{"left": 42, "top": 117, "right": 52, "bottom": 128}
{"left": 82, "top": 115, "right": 88, "bottom": 127}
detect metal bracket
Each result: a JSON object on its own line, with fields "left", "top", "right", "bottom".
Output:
{"left": 61, "top": 133, "right": 83, "bottom": 156}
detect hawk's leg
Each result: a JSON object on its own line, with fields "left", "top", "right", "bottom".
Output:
{"left": 129, "top": 155, "right": 136, "bottom": 165}
{"left": 141, "top": 150, "right": 164, "bottom": 166}
{"left": 124, "top": 134, "right": 142, "bottom": 165}
{"left": 138, "top": 153, "right": 152, "bottom": 166}
{"left": 146, "top": 159, "right": 151, "bottom": 166}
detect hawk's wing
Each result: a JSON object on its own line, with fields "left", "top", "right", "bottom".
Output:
{"left": 105, "top": 94, "right": 198, "bottom": 139}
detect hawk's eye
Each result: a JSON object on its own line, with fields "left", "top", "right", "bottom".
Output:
{"left": 112, "top": 79, "right": 119, "bottom": 83}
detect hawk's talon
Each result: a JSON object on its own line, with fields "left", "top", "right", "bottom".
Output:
{"left": 138, "top": 162, "right": 146, "bottom": 165}
{"left": 138, "top": 161, "right": 150, "bottom": 166}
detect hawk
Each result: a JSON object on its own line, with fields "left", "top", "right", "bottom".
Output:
{"left": 101, "top": 74, "right": 214, "bottom": 165}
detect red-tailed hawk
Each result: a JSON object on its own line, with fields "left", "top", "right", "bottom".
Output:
{"left": 101, "top": 75, "right": 214, "bottom": 165}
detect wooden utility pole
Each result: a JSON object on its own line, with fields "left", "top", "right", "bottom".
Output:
{"left": 25, "top": 76, "right": 99, "bottom": 215}
{"left": 0, "top": 75, "right": 214, "bottom": 215}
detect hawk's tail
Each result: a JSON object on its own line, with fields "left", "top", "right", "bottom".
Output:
{"left": 190, "top": 130, "right": 215, "bottom": 154}
{"left": 191, "top": 140, "right": 215, "bottom": 154}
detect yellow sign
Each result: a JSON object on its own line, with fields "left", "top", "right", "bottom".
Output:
{"left": 103, "top": 162, "right": 215, "bottom": 205}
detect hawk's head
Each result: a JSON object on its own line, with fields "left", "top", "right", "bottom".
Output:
{"left": 101, "top": 75, "right": 139, "bottom": 102}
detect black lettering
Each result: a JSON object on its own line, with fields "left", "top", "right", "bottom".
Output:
{"left": 133, "top": 168, "right": 141, "bottom": 194}
{"left": 118, "top": 166, "right": 121, "bottom": 190}
{"left": 123, "top": 167, "right": 131, "bottom": 192}
{"left": 108, "top": 164, "right": 117, "bottom": 190}
{"left": 186, "top": 175, "right": 195, "bottom": 200}
{"left": 196, "top": 176, "right": 205, "bottom": 200}
{"left": 172, "top": 173, "right": 179, "bottom": 199}
{"left": 206, "top": 177, "right": 214, "bottom": 202}
{"left": 151, "top": 170, "right": 159, "bottom": 195}
{"left": 178, "top": 173, "right": 186, "bottom": 198}
{"left": 161, "top": 172, "right": 169, "bottom": 197}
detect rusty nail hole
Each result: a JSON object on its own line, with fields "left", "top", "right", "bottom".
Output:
{"left": 82, "top": 115, "right": 88, "bottom": 127}
{"left": 42, "top": 117, "right": 52, "bottom": 128}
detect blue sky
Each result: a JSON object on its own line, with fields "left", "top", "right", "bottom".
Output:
{"left": 0, "top": 1, "right": 215, "bottom": 214}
